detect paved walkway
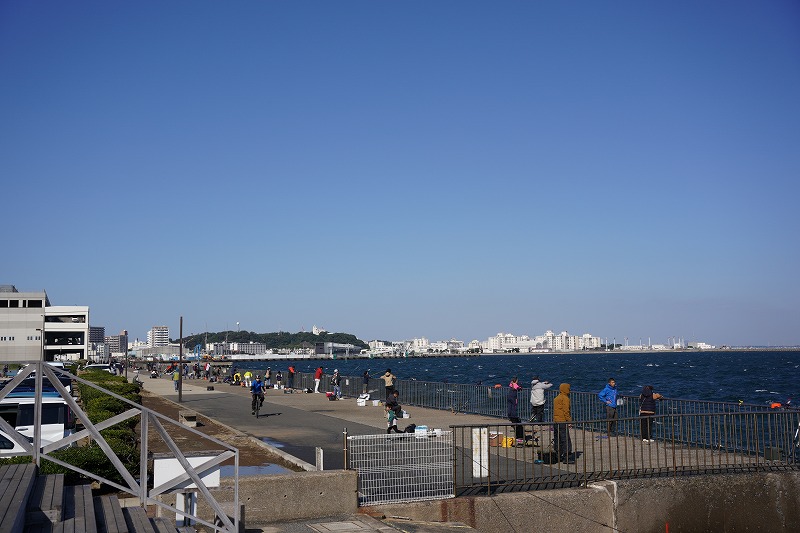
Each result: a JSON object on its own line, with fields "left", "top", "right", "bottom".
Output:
{"left": 139, "top": 374, "right": 499, "bottom": 470}
{"left": 136, "top": 374, "right": 484, "bottom": 531}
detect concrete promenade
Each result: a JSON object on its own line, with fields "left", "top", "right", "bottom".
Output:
{"left": 134, "top": 373, "right": 800, "bottom": 532}
{"left": 141, "top": 373, "right": 499, "bottom": 470}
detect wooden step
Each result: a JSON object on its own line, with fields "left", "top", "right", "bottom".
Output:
{"left": 122, "top": 506, "right": 155, "bottom": 533}
{"left": 93, "top": 495, "right": 127, "bottom": 533}
{"left": 26, "top": 474, "right": 64, "bottom": 525}
{"left": 51, "top": 517, "right": 86, "bottom": 533}
{"left": 0, "top": 463, "right": 38, "bottom": 533}
{"left": 150, "top": 518, "right": 176, "bottom": 533}
{"left": 62, "top": 485, "right": 96, "bottom": 533}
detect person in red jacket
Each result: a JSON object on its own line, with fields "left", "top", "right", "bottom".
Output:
{"left": 314, "top": 366, "right": 323, "bottom": 393}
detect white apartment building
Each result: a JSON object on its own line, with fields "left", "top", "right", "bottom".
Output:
{"left": 229, "top": 342, "right": 268, "bottom": 355}
{"left": 483, "top": 330, "right": 601, "bottom": 352}
{"left": 410, "top": 337, "right": 430, "bottom": 353}
{"left": 369, "top": 340, "right": 392, "bottom": 351}
{"left": 147, "top": 326, "right": 169, "bottom": 348}
{"left": 0, "top": 285, "right": 89, "bottom": 361}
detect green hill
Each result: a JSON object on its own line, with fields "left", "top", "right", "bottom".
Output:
{"left": 174, "top": 331, "right": 369, "bottom": 351}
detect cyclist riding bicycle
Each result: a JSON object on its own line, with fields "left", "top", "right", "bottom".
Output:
{"left": 250, "top": 375, "right": 265, "bottom": 414}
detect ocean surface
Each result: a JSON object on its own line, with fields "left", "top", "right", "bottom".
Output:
{"left": 237, "top": 350, "right": 799, "bottom": 407}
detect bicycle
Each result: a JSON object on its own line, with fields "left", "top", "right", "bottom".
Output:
{"left": 252, "top": 392, "right": 264, "bottom": 418}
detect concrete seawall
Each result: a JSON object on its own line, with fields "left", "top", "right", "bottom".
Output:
{"left": 142, "top": 375, "right": 800, "bottom": 531}
{"left": 366, "top": 472, "right": 800, "bottom": 532}
{"left": 195, "top": 471, "right": 359, "bottom": 525}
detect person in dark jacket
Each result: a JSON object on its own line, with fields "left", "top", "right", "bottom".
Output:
{"left": 385, "top": 390, "right": 403, "bottom": 433}
{"left": 639, "top": 385, "right": 663, "bottom": 442}
{"left": 507, "top": 377, "right": 524, "bottom": 442}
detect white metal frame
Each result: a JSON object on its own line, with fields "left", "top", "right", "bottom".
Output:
{"left": 0, "top": 361, "right": 239, "bottom": 532}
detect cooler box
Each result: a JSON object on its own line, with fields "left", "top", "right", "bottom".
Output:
{"left": 356, "top": 398, "right": 366, "bottom": 407}
{"left": 326, "top": 392, "right": 336, "bottom": 401}
{"left": 372, "top": 400, "right": 380, "bottom": 407}
{"left": 414, "top": 425, "right": 429, "bottom": 439}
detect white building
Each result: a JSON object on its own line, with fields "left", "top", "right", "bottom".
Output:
{"left": 312, "top": 325, "right": 326, "bottom": 335}
{"left": 410, "top": 337, "right": 430, "bottom": 353}
{"left": 229, "top": 342, "right": 268, "bottom": 355}
{"left": 147, "top": 326, "right": 169, "bottom": 348}
{"left": 483, "top": 330, "right": 602, "bottom": 353}
{"left": 0, "top": 285, "right": 89, "bottom": 362}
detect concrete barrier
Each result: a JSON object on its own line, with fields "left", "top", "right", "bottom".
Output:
{"left": 196, "top": 470, "right": 358, "bottom": 524}
{"left": 362, "top": 471, "right": 800, "bottom": 533}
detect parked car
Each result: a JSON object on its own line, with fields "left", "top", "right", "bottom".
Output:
{"left": 82, "top": 364, "right": 114, "bottom": 374}
{"left": 0, "top": 429, "right": 28, "bottom": 456}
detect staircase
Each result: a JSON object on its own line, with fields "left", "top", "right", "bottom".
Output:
{"left": 0, "top": 464, "right": 192, "bottom": 533}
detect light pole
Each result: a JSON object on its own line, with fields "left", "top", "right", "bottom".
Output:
{"left": 178, "top": 316, "right": 184, "bottom": 403}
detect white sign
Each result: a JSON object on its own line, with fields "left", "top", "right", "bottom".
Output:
{"left": 153, "top": 455, "right": 221, "bottom": 490}
{"left": 472, "top": 428, "right": 489, "bottom": 479}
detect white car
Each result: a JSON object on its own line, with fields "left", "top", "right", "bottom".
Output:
{"left": 82, "top": 364, "right": 114, "bottom": 374}
{"left": 0, "top": 429, "right": 28, "bottom": 456}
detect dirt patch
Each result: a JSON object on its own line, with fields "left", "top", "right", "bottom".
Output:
{"left": 140, "top": 391, "right": 301, "bottom": 472}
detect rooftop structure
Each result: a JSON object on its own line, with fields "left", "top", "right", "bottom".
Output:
{"left": 0, "top": 286, "right": 89, "bottom": 361}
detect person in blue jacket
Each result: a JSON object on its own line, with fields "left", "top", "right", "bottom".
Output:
{"left": 598, "top": 378, "right": 619, "bottom": 436}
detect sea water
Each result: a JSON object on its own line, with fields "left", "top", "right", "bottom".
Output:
{"left": 238, "top": 350, "right": 799, "bottom": 407}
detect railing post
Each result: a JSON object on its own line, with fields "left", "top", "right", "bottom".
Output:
{"left": 33, "top": 360, "right": 42, "bottom": 466}
{"left": 140, "top": 410, "right": 148, "bottom": 505}
{"left": 343, "top": 428, "right": 349, "bottom": 469}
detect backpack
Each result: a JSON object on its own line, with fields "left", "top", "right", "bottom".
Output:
{"left": 404, "top": 424, "right": 417, "bottom": 433}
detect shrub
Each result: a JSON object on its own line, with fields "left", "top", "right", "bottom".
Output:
{"left": 40, "top": 442, "right": 138, "bottom": 486}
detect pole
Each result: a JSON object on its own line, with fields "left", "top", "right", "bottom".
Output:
{"left": 178, "top": 316, "right": 183, "bottom": 403}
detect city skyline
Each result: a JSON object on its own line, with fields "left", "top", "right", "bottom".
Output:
{"left": 3, "top": 2, "right": 799, "bottom": 347}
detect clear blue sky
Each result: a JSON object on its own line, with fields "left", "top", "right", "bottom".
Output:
{"left": 2, "top": 1, "right": 799, "bottom": 346}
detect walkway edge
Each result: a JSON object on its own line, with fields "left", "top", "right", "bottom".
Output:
{"left": 140, "top": 389, "right": 318, "bottom": 472}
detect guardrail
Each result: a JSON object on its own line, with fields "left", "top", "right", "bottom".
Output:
{"left": 294, "top": 371, "right": 776, "bottom": 420}
{"left": 450, "top": 411, "right": 800, "bottom": 494}
{"left": 0, "top": 361, "right": 239, "bottom": 532}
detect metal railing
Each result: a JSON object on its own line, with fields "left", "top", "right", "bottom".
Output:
{"left": 0, "top": 361, "right": 239, "bottom": 532}
{"left": 294, "top": 371, "right": 776, "bottom": 420}
{"left": 346, "top": 429, "right": 454, "bottom": 506}
{"left": 451, "top": 411, "right": 800, "bottom": 494}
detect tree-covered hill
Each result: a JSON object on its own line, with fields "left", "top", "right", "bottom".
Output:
{"left": 173, "top": 331, "right": 369, "bottom": 351}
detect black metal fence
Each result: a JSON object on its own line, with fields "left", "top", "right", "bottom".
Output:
{"left": 451, "top": 410, "right": 800, "bottom": 494}
{"left": 293, "top": 370, "right": 778, "bottom": 421}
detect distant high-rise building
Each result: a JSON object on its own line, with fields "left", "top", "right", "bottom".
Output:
{"left": 105, "top": 330, "right": 129, "bottom": 354}
{"left": 147, "top": 326, "right": 169, "bottom": 348}
{"left": 89, "top": 326, "right": 105, "bottom": 345}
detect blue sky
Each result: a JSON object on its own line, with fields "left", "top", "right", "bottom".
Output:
{"left": 2, "top": 1, "right": 799, "bottom": 346}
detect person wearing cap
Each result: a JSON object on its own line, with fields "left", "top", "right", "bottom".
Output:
{"left": 639, "top": 385, "right": 663, "bottom": 443}
{"left": 385, "top": 390, "right": 403, "bottom": 434}
{"left": 250, "top": 375, "right": 265, "bottom": 414}
{"left": 331, "top": 369, "right": 342, "bottom": 399}
{"left": 507, "top": 377, "right": 524, "bottom": 443}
